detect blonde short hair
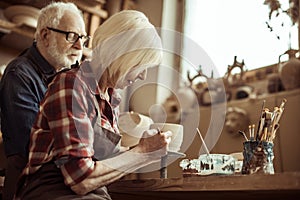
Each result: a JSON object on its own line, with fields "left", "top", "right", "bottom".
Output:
{"left": 91, "top": 10, "right": 163, "bottom": 84}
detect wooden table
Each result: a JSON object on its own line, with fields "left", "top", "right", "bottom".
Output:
{"left": 108, "top": 172, "right": 300, "bottom": 200}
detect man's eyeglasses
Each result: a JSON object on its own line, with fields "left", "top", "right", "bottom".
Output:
{"left": 47, "top": 27, "right": 90, "bottom": 48}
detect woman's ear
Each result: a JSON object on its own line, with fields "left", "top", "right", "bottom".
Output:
{"left": 39, "top": 28, "right": 50, "bottom": 47}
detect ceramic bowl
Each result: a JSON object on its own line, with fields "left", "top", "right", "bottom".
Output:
{"left": 119, "top": 112, "right": 153, "bottom": 147}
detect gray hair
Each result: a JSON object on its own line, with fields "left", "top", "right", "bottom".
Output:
{"left": 35, "top": 2, "right": 83, "bottom": 40}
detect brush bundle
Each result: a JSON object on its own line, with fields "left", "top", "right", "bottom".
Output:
{"left": 241, "top": 99, "right": 286, "bottom": 174}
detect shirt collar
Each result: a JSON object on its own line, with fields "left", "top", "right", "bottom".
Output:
{"left": 27, "top": 42, "right": 56, "bottom": 76}
{"left": 79, "top": 61, "right": 121, "bottom": 107}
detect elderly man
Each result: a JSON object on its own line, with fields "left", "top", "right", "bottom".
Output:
{"left": 0, "top": 2, "right": 88, "bottom": 199}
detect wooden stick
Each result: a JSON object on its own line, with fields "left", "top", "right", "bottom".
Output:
{"left": 196, "top": 128, "right": 210, "bottom": 155}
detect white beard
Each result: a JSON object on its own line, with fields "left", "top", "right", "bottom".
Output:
{"left": 48, "top": 39, "right": 81, "bottom": 68}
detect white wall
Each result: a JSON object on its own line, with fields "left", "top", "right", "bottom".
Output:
{"left": 127, "top": 0, "right": 182, "bottom": 116}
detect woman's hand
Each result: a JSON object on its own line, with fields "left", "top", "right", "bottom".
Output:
{"left": 133, "top": 129, "right": 172, "bottom": 155}
{"left": 71, "top": 129, "right": 172, "bottom": 195}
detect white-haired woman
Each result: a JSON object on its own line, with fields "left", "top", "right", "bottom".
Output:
{"left": 16, "top": 10, "right": 170, "bottom": 200}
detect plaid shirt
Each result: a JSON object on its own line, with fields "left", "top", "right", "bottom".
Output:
{"left": 23, "top": 62, "right": 121, "bottom": 186}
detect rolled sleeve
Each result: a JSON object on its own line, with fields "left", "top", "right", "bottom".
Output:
{"left": 60, "top": 157, "right": 95, "bottom": 186}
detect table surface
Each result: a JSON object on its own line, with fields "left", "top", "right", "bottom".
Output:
{"left": 108, "top": 172, "right": 300, "bottom": 200}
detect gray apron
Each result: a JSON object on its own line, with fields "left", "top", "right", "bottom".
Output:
{"left": 92, "top": 93, "right": 121, "bottom": 161}
{"left": 15, "top": 94, "right": 121, "bottom": 200}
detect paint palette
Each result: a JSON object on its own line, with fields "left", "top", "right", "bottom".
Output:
{"left": 180, "top": 154, "right": 236, "bottom": 176}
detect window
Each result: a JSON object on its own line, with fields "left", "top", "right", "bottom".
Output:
{"left": 182, "top": 0, "right": 299, "bottom": 79}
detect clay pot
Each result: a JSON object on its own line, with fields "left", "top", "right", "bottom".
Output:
{"left": 279, "top": 55, "right": 300, "bottom": 90}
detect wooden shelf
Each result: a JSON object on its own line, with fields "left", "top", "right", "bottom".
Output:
{"left": 0, "top": 19, "right": 35, "bottom": 38}
{"left": 73, "top": 0, "right": 108, "bottom": 19}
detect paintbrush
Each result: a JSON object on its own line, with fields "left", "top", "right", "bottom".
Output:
{"left": 250, "top": 124, "right": 255, "bottom": 141}
{"left": 256, "top": 100, "right": 266, "bottom": 141}
{"left": 239, "top": 130, "right": 249, "bottom": 141}
{"left": 196, "top": 128, "right": 210, "bottom": 156}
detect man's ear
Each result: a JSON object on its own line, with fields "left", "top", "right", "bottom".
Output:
{"left": 39, "top": 28, "right": 50, "bottom": 47}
